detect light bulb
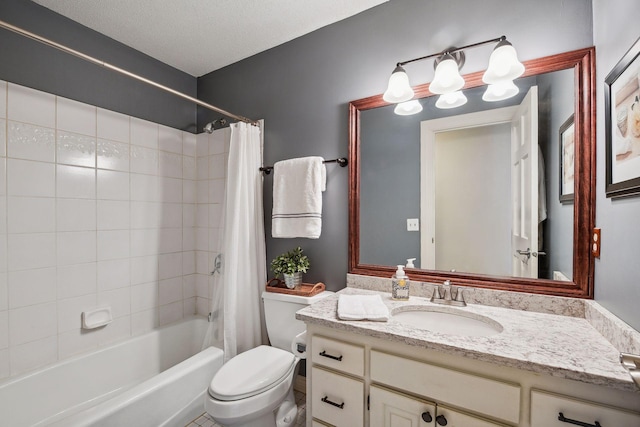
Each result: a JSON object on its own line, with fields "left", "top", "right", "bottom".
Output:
{"left": 394, "top": 99, "right": 423, "bottom": 116}
{"left": 383, "top": 65, "right": 414, "bottom": 103}
{"left": 482, "top": 81, "right": 519, "bottom": 102}
{"left": 429, "top": 54, "right": 465, "bottom": 95}
{"left": 483, "top": 39, "right": 525, "bottom": 84}
{"left": 435, "top": 91, "right": 467, "bottom": 109}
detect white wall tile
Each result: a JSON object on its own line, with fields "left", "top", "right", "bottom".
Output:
{"left": 97, "top": 139, "right": 129, "bottom": 172}
{"left": 196, "top": 204, "right": 208, "bottom": 227}
{"left": 209, "top": 179, "right": 225, "bottom": 203}
{"left": 130, "top": 201, "right": 160, "bottom": 230}
{"left": 209, "top": 203, "right": 223, "bottom": 229}
{"left": 183, "top": 228, "right": 195, "bottom": 251}
{"left": 97, "top": 108, "right": 129, "bottom": 143}
{"left": 131, "top": 229, "right": 159, "bottom": 257}
{"left": 0, "top": 81, "right": 6, "bottom": 118}
{"left": 130, "top": 146, "right": 159, "bottom": 175}
{"left": 0, "top": 235, "right": 7, "bottom": 273}
{"left": 183, "top": 204, "right": 195, "bottom": 228}
{"left": 159, "top": 177, "right": 182, "bottom": 203}
{"left": 57, "top": 96, "right": 96, "bottom": 137}
{"left": 57, "top": 131, "right": 96, "bottom": 168}
{"left": 8, "top": 233, "right": 56, "bottom": 271}
{"left": 0, "top": 120, "right": 6, "bottom": 157}
{"left": 8, "top": 196, "right": 56, "bottom": 233}
{"left": 98, "top": 287, "right": 130, "bottom": 319}
{"left": 195, "top": 274, "right": 208, "bottom": 299}
{"left": 57, "top": 263, "right": 96, "bottom": 299}
{"left": 58, "top": 328, "right": 98, "bottom": 360}
{"left": 159, "top": 277, "right": 182, "bottom": 305}
{"left": 159, "top": 151, "right": 182, "bottom": 178}
{"left": 130, "top": 255, "right": 158, "bottom": 285}
{"left": 159, "top": 300, "right": 183, "bottom": 326}
{"left": 97, "top": 230, "right": 130, "bottom": 261}
{"left": 158, "top": 125, "right": 182, "bottom": 154}
{"left": 196, "top": 296, "right": 209, "bottom": 316}
{"left": 195, "top": 251, "right": 209, "bottom": 275}
{"left": 195, "top": 228, "right": 208, "bottom": 251}
{"left": 196, "top": 180, "right": 208, "bottom": 204}
{"left": 57, "top": 231, "right": 96, "bottom": 266}
{"left": 183, "top": 251, "right": 196, "bottom": 276}
{"left": 196, "top": 157, "right": 208, "bottom": 180}
{"left": 183, "top": 297, "right": 196, "bottom": 316}
{"left": 209, "top": 130, "right": 226, "bottom": 155}
{"left": 0, "top": 198, "right": 5, "bottom": 235}
{"left": 97, "top": 258, "right": 130, "bottom": 291}
{"left": 96, "top": 316, "right": 130, "bottom": 346}
{"left": 159, "top": 252, "right": 182, "bottom": 280}
{"left": 160, "top": 203, "right": 182, "bottom": 229}
{"left": 196, "top": 133, "right": 209, "bottom": 157}
{"left": 183, "top": 180, "right": 196, "bottom": 203}
{"left": 57, "top": 199, "right": 96, "bottom": 232}
{"left": 97, "top": 169, "right": 129, "bottom": 200}
{"left": 159, "top": 228, "right": 182, "bottom": 254}
{"left": 131, "top": 281, "right": 158, "bottom": 312}
{"left": 10, "top": 336, "right": 57, "bottom": 376}
{"left": 209, "top": 228, "right": 221, "bottom": 253}
{"left": 209, "top": 154, "right": 226, "bottom": 179}
{"left": 57, "top": 294, "right": 96, "bottom": 333}
{"left": 130, "top": 173, "right": 158, "bottom": 202}
{"left": 7, "top": 84, "right": 55, "bottom": 128}
{"left": 8, "top": 267, "right": 56, "bottom": 309}
{"left": 0, "top": 311, "right": 7, "bottom": 349}
{"left": 130, "top": 117, "right": 158, "bottom": 148}
{"left": 8, "top": 122, "right": 55, "bottom": 162}
{"left": 0, "top": 349, "right": 8, "bottom": 380}
{"left": 131, "top": 308, "right": 157, "bottom": 336}
{"left": 0, "top": 273, "right": 7, "bottom": 310}
{"left": 183, "top": 133, "right": 196, "bottom": 157}
{"left": 183, "top": 274, "right": 197, "bottom": 299}
{"left": 57, "top": 165, "right": 95, "bottom": 199}
{"left": 0, "top": 159, "right": 5, "bottom": 196}
{"left": 8, "top": 159, "right": 55, "bottom": 197}
{"left": 9, "top": 302, "right": 57, "bottom": 345}
{"left": 97, "top": 200, "right": 129, "bottom": 230}
{"left": 183, "top": 156, "right": 196, "bottom": 180}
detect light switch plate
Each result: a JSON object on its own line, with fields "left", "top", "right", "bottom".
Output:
{"left": 407, "top": 218, "right": 419, "bottom": 231}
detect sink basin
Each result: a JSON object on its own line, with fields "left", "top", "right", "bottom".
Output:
{"left": 392, "top": 307, "right": 502, "bottom": 337}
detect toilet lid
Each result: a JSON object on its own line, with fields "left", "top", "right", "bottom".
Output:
{"left": 209, "top": 345, "right": 297, "bottom": 401}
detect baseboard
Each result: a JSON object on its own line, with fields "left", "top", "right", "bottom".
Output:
{"left": 294, "top": 374, "right": 306, "bottom": 393}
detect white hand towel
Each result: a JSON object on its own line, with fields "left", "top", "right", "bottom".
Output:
{"left": 337, "top": 294, "right": 390, "bottom": 322}
{"left": 272, "top": 156, "right": 326, "bottom": 239}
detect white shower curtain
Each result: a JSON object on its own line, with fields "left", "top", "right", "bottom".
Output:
{"left": 219, "top": 121, "right": 267, "bottom": 361}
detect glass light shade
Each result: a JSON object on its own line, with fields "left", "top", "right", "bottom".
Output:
{"left": 435, "top": 91, "right": 468, "bottom": 109}
{"left": 383, "top": 65, "right": 414, "bottom": 103}
{"left": 394, "top": 99, "right": 423, "bottom": 116}
{"left": 482, "top": 81, "right": 520, "bottom": 102}
{"left": 482, "top": 40, "right": 525, "bottom": 84}
{"left": 429, "top": 54, "right": 465, "bottom": 94}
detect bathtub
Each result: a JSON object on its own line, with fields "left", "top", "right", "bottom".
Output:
{"left": 0, "top": 315, "right": 224, "bottom": 427}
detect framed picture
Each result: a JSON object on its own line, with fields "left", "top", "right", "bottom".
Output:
{"left": 605, "top": 37, "right": 640, "bottom": 198}
{"left": 559, "top": 114, "right": 575, "bottom": 203}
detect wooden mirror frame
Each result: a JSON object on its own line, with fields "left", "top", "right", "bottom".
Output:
{"left": 349, "top": 47, "right": 595, "bottom": 298}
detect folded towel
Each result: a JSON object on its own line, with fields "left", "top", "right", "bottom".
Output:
{"left": 272, "top": 156, "right": 326, "bottom": 239}
{"left": 337, "top": 294, "right": 390, "bottom": 322}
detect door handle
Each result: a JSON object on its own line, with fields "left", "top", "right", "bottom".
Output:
{"left": 516, "top": 248, "right": 531, "bottom": 258}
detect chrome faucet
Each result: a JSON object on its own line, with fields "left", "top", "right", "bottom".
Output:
{"left": 430, "top": 280, "right": 466, "bottom": 307}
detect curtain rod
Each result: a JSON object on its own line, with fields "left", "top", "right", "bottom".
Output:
{"left": 259, "top": 157, "right": 348, "bottom": 175}
{"left": 0, "top": 19, "right": 258, "bottom": 125}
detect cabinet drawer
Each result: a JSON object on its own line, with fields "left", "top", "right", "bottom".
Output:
{"left": 370, "top": 350, "right": 520, "bottom": 424}
{"left": 531, "top": 389, "right": 640, "bottom": 427}
{"left": 312, "top": 420, "right": 332, "bottom": 427}
{"left": 311, "top": 366, "right": 364, "bottom": 427}
{"left": 311, "top": 335, "right": 365, "bottom": 376}
{"left": 437, "top": 405, "right": 510, "bottom": 427}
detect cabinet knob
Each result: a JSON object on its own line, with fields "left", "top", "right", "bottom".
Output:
{"left": 435, "top": 415, "right": 448, "bottom": 426}
{"left": 421, "top": 411, "right": 432, "bottom": 422}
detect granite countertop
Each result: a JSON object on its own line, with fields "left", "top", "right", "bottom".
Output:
{"left": 296, "top": 287, "right": 637, "bottom": 393}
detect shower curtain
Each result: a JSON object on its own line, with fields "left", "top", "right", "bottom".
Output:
{"left": 211, "top": 121, "right": 267, "bottom": 361}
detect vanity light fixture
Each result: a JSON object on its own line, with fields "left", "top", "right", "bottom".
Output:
{"left": 383, "top": 36, "right": 524, "bottom": 115}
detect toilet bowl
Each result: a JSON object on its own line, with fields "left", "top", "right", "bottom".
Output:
{"left": 205, "top": 290, "right": 333, "bottom": 427}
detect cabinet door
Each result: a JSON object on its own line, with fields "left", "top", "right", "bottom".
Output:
{"left": 370, "top": 385, "right": 436, "bottom": 427}
{"left": 311, "top": 366, "right": 364, "bottom": 427}
{"left": 531, "top": 389, "right": 640, "bottom": 427}
{"left": 435, "top": 405, "right": 510, "bottom": 427}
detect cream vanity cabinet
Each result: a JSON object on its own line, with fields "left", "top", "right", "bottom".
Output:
{"left": 305, "top": 325, "right": 640, "bottom": 427}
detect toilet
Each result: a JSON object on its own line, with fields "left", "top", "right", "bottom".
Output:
{"left": 205, "top": 290, "right": 333, "bottom": 427}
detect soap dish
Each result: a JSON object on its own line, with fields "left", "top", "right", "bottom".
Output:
{"left": 82, "top": 305, "right": 112, "bottom": 329}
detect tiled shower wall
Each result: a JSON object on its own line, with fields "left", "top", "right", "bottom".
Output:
{"left": 0, "top": 81, "right": 226, "bottom": 380}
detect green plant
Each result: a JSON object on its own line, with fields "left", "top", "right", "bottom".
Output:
{"left": 270, "top": 247, "right": 310, "bottom": 278}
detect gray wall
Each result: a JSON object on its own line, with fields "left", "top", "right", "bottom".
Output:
{"left": 198, "top": 0, "right": 593, "bottom": 291}
{"left": 0, "top": 0, "right": 197, "bottom": 131}
{"left": 593, "top": 0, "right": 640, "bottom": 330}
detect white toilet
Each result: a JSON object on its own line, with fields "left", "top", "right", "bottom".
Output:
{"left": 205, "top": 290, "right": 333, "bottom": 427}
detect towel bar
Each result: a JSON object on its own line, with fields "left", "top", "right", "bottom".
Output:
{"left": 260, "top": 157, "right": 348, "bottom": 175}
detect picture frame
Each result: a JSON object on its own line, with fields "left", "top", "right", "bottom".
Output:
{"left": 559, "top": 114, "right": 575, "bottom": 203}
{"left": 605, "top": 37, "right": 640, "bottom": 198}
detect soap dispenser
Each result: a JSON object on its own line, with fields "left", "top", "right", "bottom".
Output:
{"left": 392, "top": 265, "right": 410, "bottom": 301}
{"left": 406, "top": 258, "right": 416, "bottom": 268}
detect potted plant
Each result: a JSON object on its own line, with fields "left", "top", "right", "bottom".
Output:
{"left": 270, "top": 246, "right": 310, "bottom": 289}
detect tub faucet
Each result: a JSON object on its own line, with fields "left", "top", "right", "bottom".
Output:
{"left": 430, "top": 280, "right": 466, "bottom": 307}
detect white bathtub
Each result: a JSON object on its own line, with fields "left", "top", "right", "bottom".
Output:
{"left": 0, "top": 316, "right": 224, "bottom": 427}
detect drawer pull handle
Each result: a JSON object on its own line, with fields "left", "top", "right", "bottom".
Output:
{"left": 319, "top": 350, "right": 343, "bottom": 361}
{"left": 435, "top": 415, "right": 448, "bottom": 426}
{"left": 421, "top": 411, "right": 433, "bottom": 422}
{"left": 321, "top": 395, "right": 344, "bottom": 409}
{"left": 558, "top": 412, "right": 602, "bottom": 427}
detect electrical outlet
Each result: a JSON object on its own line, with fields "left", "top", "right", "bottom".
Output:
{"left": 407, "top": 218, "right": 420, "bottom": 231}
{"left": 592, "top": 228, "right": 601, "bottom": 258}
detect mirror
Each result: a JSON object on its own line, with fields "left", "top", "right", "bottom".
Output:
{"left": 349, "top": 48, "right": 595, "bottom": 297}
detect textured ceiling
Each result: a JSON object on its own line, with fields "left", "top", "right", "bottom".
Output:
{"left": 32, "top": 0, "right": 388, "bottom": 77}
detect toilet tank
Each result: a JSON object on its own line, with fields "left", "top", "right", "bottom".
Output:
{"left": 262, "top": 290, "right": 333, "bottom": 351}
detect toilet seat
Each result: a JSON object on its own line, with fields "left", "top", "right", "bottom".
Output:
{"left": 209, "top": 345, "right": 297, "bottom": 401}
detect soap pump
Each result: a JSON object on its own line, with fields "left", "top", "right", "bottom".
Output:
{"left": 392, "top": 265, "right": 410, "bottom": 301}
{"left": 406, "top": 258, "right": 416, "bottom": 268}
